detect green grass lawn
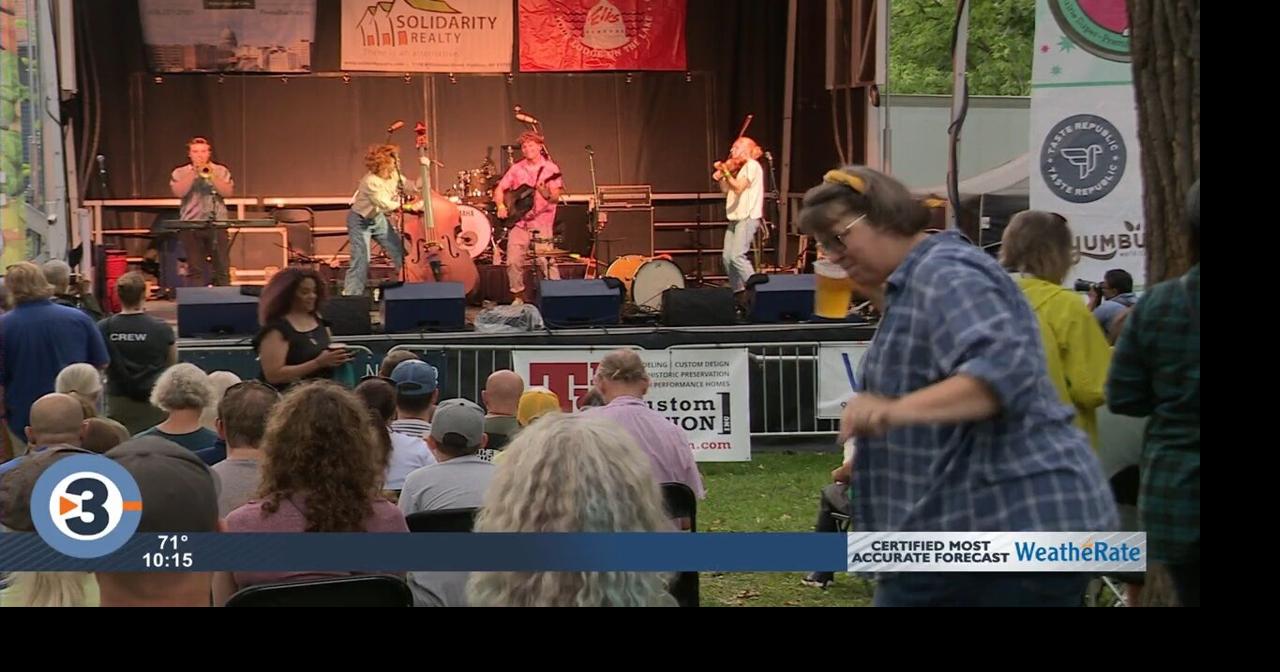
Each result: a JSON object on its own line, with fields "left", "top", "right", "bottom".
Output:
{"left": 698, "top": 452, "right": 873, "bottom": 607}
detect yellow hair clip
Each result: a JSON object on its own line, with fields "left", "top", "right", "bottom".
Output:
{"left": 823, "top": 170, "right": 866, "bottom": 193}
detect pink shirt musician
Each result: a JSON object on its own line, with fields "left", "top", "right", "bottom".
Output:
{"left": 493, "top": 132, "right": 565, "bottom": 304}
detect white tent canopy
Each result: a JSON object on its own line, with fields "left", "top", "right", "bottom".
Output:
{"left": 912, "top": 153, "right": 1030, "bottom": 198}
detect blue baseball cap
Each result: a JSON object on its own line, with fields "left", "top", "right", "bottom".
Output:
{"left": 390, "top": 359, "right": 439, "bottom": 397}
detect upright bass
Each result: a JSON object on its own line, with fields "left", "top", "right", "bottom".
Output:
{"left": 403, "top": 122, "right": 478, "bottom": 295}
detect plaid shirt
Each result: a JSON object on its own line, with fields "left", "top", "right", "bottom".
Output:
{"left": 853, "top": 231, "right": 1117, "bottom": 532}
{"left": 1107, "top": 265, "right": 1200, "bottom": 563}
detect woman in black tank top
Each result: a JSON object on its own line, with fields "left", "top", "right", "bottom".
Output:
{"left": 254, "top": 268, "right": 353, "bottom": 391}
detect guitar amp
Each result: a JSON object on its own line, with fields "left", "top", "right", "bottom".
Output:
{"left": 596, "top": 185, "right": 652, "bottom": 210}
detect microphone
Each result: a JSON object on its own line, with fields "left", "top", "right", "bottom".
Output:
{"left": 585, "top": 144, "right": 594, "bottom": 154}
{"left": 386, "top": 120, "right": 405, "bottom": 133}
{"left": 764, "top": 151, "right": 773, "bottom": 161}
{"left": 96, "top": 154, "right": 109, "bottom": 196}
{"left": 514, "top": 105, "right": 539, "bottom": 124}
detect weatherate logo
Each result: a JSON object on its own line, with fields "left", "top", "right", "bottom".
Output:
{"left": 1041, "top": 114, "right": 1126, "bottom": 204}
{"left": 31, "top": 455, "right": 143, "bottom": 559}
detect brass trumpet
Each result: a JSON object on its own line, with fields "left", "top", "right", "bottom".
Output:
{"left": 197, "top": 164, "right": 214, "bottom": 180}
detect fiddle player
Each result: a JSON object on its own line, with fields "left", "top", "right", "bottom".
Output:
{"left": 713, "top": 136, "right": 764, "bottom": 307}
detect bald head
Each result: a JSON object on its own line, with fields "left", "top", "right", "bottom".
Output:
{"left": 482, "top": 370, "right": 525, "bottom": 416}
{"left": 26, "top": 393, "right": 86, "bottom": 447}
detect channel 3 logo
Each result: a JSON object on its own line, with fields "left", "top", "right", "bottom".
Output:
{"left": 30, "top": 455, "right": 143, "bottom": 558}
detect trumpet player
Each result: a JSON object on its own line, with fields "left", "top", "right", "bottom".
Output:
{"left": 169, "top": 136, "right": 235, "bottom": 286}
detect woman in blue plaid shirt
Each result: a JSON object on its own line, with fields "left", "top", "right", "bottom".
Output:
{"left": 799, "top": 167, "right": 1117, "bottom": 607}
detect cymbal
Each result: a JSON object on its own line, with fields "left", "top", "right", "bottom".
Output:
{"left": 530, "top": 248, "right": 571, "bottom": 256}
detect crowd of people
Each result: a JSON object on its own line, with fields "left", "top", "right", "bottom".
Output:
{"left": 0, "top": 169, "right": 1199, "bottom": 607}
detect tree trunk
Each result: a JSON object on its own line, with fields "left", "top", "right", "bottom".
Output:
{"left": 1127, "top": 0, "right": 1200, "bottom": 284}
{"left": 1124, "top": 0, "right": 1198, "bottom": 609}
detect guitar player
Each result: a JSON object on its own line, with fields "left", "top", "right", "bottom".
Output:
{"left": 493, "top": 131, "right": 564, "bottom": 304}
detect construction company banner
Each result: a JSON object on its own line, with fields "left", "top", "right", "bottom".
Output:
{"left": 512, "top": 348, "right": 750, "bottom": 462}
{"left": 518, "top": 0, "right": 686, "bottom": 72}
{"left": 1030, "top": 0, "right": 1145, "bottom": 287}
{"left": 139, "top": 0, "right": 315, "bottom": 73}
{"left": 341, "top": 0, "right": 513, "bottom": 73}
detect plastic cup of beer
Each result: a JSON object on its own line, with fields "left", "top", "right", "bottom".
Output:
{"left": 813, "top": 258, "right": 855, "bottom": 319}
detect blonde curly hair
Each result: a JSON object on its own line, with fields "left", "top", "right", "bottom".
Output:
{"left": 467, "top": 413, "right": 677, "bottom": 607}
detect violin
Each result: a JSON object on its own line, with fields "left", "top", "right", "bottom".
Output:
{"left": 714, "top": 156, "right": 747, "bottom": 180}
{"left": 712, "top": 113, "right": 753, "bottom": 181}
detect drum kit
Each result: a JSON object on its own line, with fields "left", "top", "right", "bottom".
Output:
{"left": 443, "top": 156, "right": 687, "bottom": 313}
{"left": 443, "top": 158, "right": 502, "bottom": 261}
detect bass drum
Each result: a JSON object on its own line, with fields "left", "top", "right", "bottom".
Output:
{"left": 455, "top": 204, "right": 493, "bottom": 259}
{"left": 604, "top": 255, "right": 647, "bottom": 296}
{"left": 631, "top": 258, "right": 686, "bottom": 310}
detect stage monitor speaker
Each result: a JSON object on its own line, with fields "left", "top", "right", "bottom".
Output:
{"left": 381, "top": 282, "right": 466, "bottom": 332}
{"left": 748, "top": 273, "right": 815, "bottom": 322}
{"left": 661, "top": 286, "right": 736, "bottom": 326}
{"left": 177, "top": 287, "right": 260, "bottom": 338}
{"left": 596, "top": 208, "right": 653, "bottom": 262}
{"left": 538, "top": 279, "right": 622, "bottom": 327}
{"left": 325, "top": 295, "right": 373, "bottom": 336}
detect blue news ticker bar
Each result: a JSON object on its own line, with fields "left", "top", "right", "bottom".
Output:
{"left": 0, "top": 533, "right": 849, "bottom": 572}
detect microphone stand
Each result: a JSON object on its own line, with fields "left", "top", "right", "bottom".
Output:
{"left": 208, "top": 177, "right": 233, "bottom": 287}
{"left": 391, "top": 154, "right": 410, "bottom": 286}
{"left": 761, "top": 152, "right": 781, "bottom": 270}
{"left": 692, "top": 193, "right": 705, "bottom": 287}
{"left": 585, "top": 145, "right": 600, "bottom": 278}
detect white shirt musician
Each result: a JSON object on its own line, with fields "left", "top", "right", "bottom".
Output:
{"left": 343, "top": 143, "right": 424, "bottom": 296}
{"left": 713, "top": 136, "right": 765, "bottom": 297}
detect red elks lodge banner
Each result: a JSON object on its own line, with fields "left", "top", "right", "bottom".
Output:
{"left": 518, "top": 0, "right": 687, "bottom": 72}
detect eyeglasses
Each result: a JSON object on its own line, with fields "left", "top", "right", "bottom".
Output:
{"left": 815, "top": 214, "right": 867, "bottom": 254}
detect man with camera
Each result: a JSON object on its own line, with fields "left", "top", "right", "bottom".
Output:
{"left": 41, "top": 260, "right": 105, "bottom": 321}
{"left": 1084, "top": 269, "right": 1137, "bottom": 335}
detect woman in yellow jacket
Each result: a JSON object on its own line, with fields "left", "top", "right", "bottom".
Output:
{"left": 1000, "top": 211, "right": 1112, "bottom": 448}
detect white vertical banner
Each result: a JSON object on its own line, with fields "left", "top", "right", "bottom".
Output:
{"left": 511, "top": 348, "right": 752, "bottom": 462}
{"left": 341, "top": 0, "right": 513, "bottom": 73}
{"left": 1030, "top": 0, "right": 1145, "bottom": 287}
{"left": 817, "top": 343, "right": 868, "bottom": 420}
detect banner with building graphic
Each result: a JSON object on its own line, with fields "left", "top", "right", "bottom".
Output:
{"left": 341, "top": 0, "right": 512, "bottom": 73}
{"left": 1029, "top": 0, "right": 1145, "bottom": 287}
{"left": 518, "top": 0, "right": 687, "bottom": 72}
{"left": 139, "top": 0, "right": 315, "bottom": 73}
